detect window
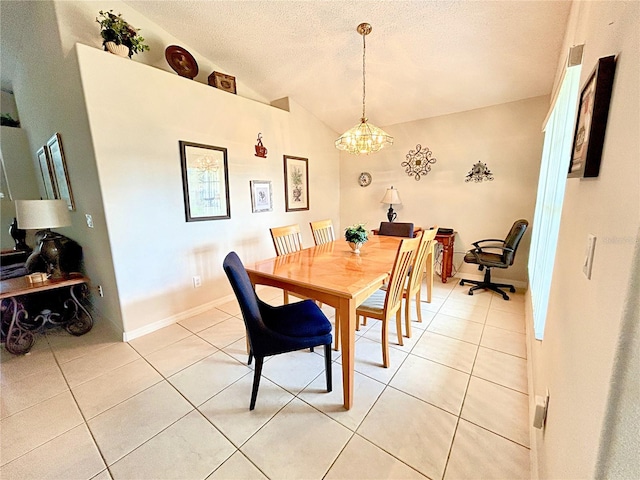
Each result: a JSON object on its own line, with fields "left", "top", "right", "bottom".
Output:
{"left": 529, "top": 63, "right": 581, "bottom": 340}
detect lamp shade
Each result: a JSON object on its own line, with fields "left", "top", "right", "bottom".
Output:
{"left": 15, "top": 199, "right": 71, "bottom": 229}
{"left": 380, "top": 187, "right": 402, "bottom": 205}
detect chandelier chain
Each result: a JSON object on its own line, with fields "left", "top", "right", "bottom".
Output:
{"left": 362, "top": 31, "right": 366, "bottom": 120}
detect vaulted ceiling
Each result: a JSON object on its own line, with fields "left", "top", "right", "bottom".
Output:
{"left": 123, "top": 0, "right": 572, "bottom": 132}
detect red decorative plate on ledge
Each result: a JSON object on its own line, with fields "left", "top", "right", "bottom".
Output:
{"left": 165, "top": 45, "right": 199, "bottom": 79}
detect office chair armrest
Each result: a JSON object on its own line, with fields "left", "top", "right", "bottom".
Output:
{"left": 471, "top": 239, "right": 505, "bottom": 249}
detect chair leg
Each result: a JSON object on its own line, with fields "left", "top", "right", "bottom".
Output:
{"left": 283, "top": 290, "right": 290, "bottom": 304}
{"left": 415, "top": 289, "right": 423, "bottom": 324}
{"left": 426, "top": 252, "right": 434, "bottom": 304}
{"left": 381, "top": 317, "right": 390, "bottom": 368}
{"left": 324, "top": 343, "right": 332, "bottom": 392}
{"left": 404, "top": 295, "right": 412, "bottom": 338}
{"left": 248, "top": 350, "right": 253, "bottom": 365}
{"left": 333, "top": 311, "right": 340, "bottom": 351}
{"left": 250, "top": 357, "right": 264, "bottom": 410}
{"left": 396, "top": 310, "right": 404, "bottom": 347}
{"left": 355, "top": 314, "right": 361, "bottom": 331}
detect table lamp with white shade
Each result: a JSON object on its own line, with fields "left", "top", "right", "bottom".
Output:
{"left": 380, "top": 186, "right": 402, "bottom": 222}
{"left": 15, "top": 199, "right": 72, "bottom": 279}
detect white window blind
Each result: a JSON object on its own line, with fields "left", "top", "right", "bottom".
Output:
{"left": 529, "top": 64, "right": 581, "bottom": 340}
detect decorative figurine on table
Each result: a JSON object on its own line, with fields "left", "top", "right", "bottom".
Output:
{"left": 9, "top": 217, "right": 30, "bottom": 251}
{"left": 255, "top": 133, "right": 268, "bottom": 158}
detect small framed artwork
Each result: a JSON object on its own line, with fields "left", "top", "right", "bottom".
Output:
{"left": 283, "top": 155, "right": 309, "bottom": 212}
{"left": 208, "top": 71, "right": 237, "bottom": 94}
{"left": 250, "top": 180, "right": 273, "bottom": 213}
{"left": 179, "top": 141, "right": 231, "bottom": 222}
{"left": 568, "top": 55, "right": 616, "bottom": 178}
{"left": 46, "top": 133, "right": 75, "bottom": 210}
{"left": 36, "top": 146, "right": 57, "bottom": 199}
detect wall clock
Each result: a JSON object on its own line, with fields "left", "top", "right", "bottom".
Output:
{"left": 358, "top": 172, "right": 372, "bottom": 187}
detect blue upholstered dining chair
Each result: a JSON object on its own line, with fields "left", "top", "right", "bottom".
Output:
{"left": 223, "top": 252, "right": 333, "bottom": 410}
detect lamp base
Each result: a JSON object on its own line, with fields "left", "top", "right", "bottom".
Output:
{"left": 386, "top": 206, "right": 397, "bottom": 222}
{"left": 38, "top": 231, "right": 66, "bottom": 279}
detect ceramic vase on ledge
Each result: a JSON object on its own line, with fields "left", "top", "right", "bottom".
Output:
{"left": 105, "top": 41, "right": 129, "bottom": 58}
{"left": 348, "top": 241, "right": 363, "bottom": 254}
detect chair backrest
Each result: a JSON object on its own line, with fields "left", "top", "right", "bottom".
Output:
{"left": 407, "top": 227, "right": 438, "bottom": 295}
{"left": 270, "top": 224, "right": 303, "bottom": 255}
{"left": 222, "top": 252, "right": 264, "bottom": 340}
{"left": 310, "top": 219, "right": 335, "bottom": 246}
{"left": 503, "top": 219, "right": 529, "bottom": 265}
{"left": 383, "top": 236, "right": 420, "bottom": 317}
{"left": 379, "top": 222, "right": 414, "bottom": 238}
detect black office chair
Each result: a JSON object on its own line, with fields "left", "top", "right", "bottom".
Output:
{"left": 459, "top": 219, "right": 528, "bottom": 300}
{"left": 223, "top": 252, "right": 333, "bottom": 410}
{"left": 378, "top": 222, "right": 414, "bottom": 237}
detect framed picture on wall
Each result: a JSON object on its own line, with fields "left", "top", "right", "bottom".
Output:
{"left": 36, "top": 146, "right": 57, "bottom": 199}
{"left": 46, "top": 133, "right": 75, "bottom": 210}
{"left": 179, "top": 141, "right": 231, "bottom": 222}
{"left": 283, "top": 155, "right": 309, "bottom": 212}
{"left": 568, "top": 55, "right": 617, "bottom": 178}
{"left": 250, "top": 180, "right": 273, "bottom": 213}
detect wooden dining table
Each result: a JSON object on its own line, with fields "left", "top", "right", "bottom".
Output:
{"left": 245, "top": 235, "right": 402, "bottom": 410}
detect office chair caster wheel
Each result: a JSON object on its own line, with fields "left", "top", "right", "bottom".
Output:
{"left": 468, "top": 291, "right": 473, "bottom": 296}
{"left": 459, "top": 280, "right": 465, "bottom": 286}
{"left": 509, "top": 286, "right": 516, "bottom": 293}
{"left": 502, "top": 294, "right": 510, "bottom": 300}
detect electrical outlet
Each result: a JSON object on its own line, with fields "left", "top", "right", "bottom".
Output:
{"left": 193, "top": 276, "right": 202, "bottom": 288}
{"left": 97, "top": 285, "right": 104, "bottom": 297}
{"left": 85, "top": 214, "right": 94, "bottom": 228}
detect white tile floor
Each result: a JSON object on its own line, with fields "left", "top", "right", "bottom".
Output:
{"left": 0, "top": 277, "right": 531, "bottom": 479}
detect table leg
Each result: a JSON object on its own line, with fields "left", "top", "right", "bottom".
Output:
{"left": 1, "top": 297, "right": 35, "bottom": 355}
{"left": 339, "top": 297, "right": 355, "bottom": 410}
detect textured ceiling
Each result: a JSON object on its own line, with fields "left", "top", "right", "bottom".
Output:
{"left": 124, "top": 0, "right": 571, "bottom": 133}
{"left": 2, "top": 1, "right": 572, "bottom": 134}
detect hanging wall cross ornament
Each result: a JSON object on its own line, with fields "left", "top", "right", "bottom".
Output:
{"left": 401, "top": 144, "right": 437, "bottom": 180}
{"left": 465, "top": 161, "right": 494, "bottom": 183}
{"left": 254, "top": 133, "right": 268, "bottom": 158}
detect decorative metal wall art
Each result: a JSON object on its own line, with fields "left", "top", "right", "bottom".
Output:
{"left": 401, "top": 144, "right": 437, "bottom": 180}
{"left": 254, "top": 133, "right": 268, "bottom": 158}
{"left": 465, "top": 161, "right": 494, "bottom": 183}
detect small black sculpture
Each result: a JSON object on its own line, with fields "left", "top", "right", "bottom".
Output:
{"left": 9, "top": 217, "right": 30, "bottom": 251}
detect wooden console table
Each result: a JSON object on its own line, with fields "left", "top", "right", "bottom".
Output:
{"left": 0, "top": 273, "right": 93, "bottom": 354}
{"left": 435, "top": 232, "right": 456, "bottom": 283}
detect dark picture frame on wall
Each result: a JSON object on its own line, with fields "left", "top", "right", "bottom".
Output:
{"left": 46, "top": 133, "right": 75, "bottom": 210}
{"left": 568, "top": 55, "right": 617, "bottom": 178}
{"left": 179, "top": 141, "right": 231, "bottom": 222}
{"left": 283, "top": 155, "right": 309, "bottom": 212}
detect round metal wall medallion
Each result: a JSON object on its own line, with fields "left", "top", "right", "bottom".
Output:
{"left": 358, "top": 172, "right": 372, "bottom": 187}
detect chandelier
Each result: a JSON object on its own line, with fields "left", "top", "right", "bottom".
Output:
{"left": 335, "top": 23, "right": 393, "bottom": 155}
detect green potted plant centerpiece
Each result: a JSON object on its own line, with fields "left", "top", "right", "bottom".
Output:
{"left": 96, "top": 10, "right": 149, "bottom": 58}
{"left": 344, "top": 223, "right": 368, "bottom": 254}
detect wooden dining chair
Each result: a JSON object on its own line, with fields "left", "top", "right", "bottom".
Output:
{"left": 309, "top": 219, "right": 335, "bottom": 246}
{"left": 309, "top": 219, "right": 341, "bottom": 349}
{"left": 270, "top": 224, "right": 303, "bottom": 256}
{"left": 356, "top": 236, "right": 420, "bottom": 367}
{"left": 402, "top": 227, "right": 438, "bottom": 338}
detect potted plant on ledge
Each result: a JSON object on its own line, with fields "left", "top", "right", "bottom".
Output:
{"left": 96, "top": 10, "right": 149, "bottom": 58}
{"left": 344, "top": 223, "right": 368, "bottom": 254}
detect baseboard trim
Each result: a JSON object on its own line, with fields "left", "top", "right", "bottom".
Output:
{"left": 122, "top": 291, "right": 238, "bottom": 342}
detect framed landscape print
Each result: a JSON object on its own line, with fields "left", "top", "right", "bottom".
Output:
{"left": 568, "top": 55, "right": 616, "bottom": 178}
{"left": 284, "top": 155, "right": 309, "bottom": 212}
{"left": 46, "top": 133, "right": 75, "bottom": 210}
{"left": 179, "top": 141, "right": 230, "bottom": 222}
{"left": 250, "top": 180, "right": 273, "bottom": 213}
{"left": 36, "top": 146, "right": 57, "bottom": 199}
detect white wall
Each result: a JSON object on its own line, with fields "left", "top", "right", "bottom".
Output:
{"left": 528, "top": 1, "right": 640, "bottom": 478}
{"left": 339, "top": 96, "right": 547, "bottom": 284}
{"left": 77, "top": 44, "right": 341, "bottom": 335}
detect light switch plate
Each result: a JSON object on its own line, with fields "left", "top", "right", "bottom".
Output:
{"left": 583, "top": 234, "right": 596, "bottom": 279}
